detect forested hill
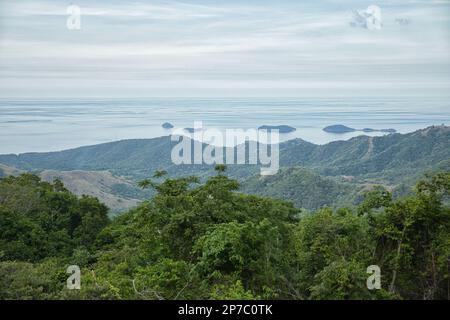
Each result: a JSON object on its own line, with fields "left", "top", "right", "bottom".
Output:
{"left": 0, "top": 126, "right": 448, "bottom": 212}
{"left": 0, "top": 137, "right": 177, "bottom": 178}
{"left": 241, "top": 166, "right": 359, "bottom": 210}
{"left": 0, "top": 126, "right": 448, "bottom": 182}
{"left": 279, "top": 125, "right": 450, "bottom": 181}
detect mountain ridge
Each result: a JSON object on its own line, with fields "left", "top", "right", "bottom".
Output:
{"left": 0, "top": 126, "right": 450, "bottom": 170}
{"left": 0, "top": 125, "right": 448, "bottom": 212}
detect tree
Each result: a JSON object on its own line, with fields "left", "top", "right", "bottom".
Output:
{"left": 1, "top": 171, "right": 449, "bottom": 300}
{"left": 0, "top": 174, "right": 109, "bottom": 262}
{"left": 370, "top": 172, "right": 450, "bottom": 299}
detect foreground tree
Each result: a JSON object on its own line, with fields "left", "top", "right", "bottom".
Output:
{"left": 369, "top": 172, "right": 450, "bottom": 299}
{"left": 0, "top": 171, "right": 449, "bottom": 300}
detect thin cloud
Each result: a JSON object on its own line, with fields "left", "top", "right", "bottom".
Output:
{"left": 0, "top": 0, "right": 449, "bottom": 97}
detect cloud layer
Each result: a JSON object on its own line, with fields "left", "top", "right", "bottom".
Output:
{"left": 0, "top": 0, "right": 449, "bottom": 97}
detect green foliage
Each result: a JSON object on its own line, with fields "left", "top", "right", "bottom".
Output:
{"left": 242, "top": 166, "right": 358, "bottom": 210}
{"left": 133, "top": 259, "right": 198, "bottom": 299}
{"left": 0, "top": 258, "right": 67, "bottom": 300}
{"left": 289, "top": 207, "right": 374, "bottom": 299}
{"left": 309, "top": 259, "right": 372, "bottom": 300}
{"left": 0, "top": 174, "right": 109, "bottom": 262}
{"left": 357, "top": 186, "right": 392, "bottom": 215}
{"left": 210, "top": 280, "right": 258, "bottom": 300}
{"left": 0, "top": 171, "right": 449, "bottom": 300}
{"left": 369, "top": 172, "right": 450, "bottom": 299}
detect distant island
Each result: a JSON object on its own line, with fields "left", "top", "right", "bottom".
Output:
{"left": 362, "top": 128, "right": 397, "bottom": 133}
{"left": 184, "top": 127, "right": 202, "bottom": 133}
{"left": 323, "top": 125, "right": 356, "bottom": 133}
{"left": 323, "top": 124, "right": 396, "bottom": 134}
{"left": 162, "top": 122, "right": 174, "bottom": 129}
{"left": 258, "top": 125, "right": 296, "bottom": 133}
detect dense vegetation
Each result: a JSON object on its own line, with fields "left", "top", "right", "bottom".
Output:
{"left": 1, "top": 168, "right": 449, "bottom": 300}
{"left": 242, "top": 166, "right": 358, "bottom": 210}
{"left": 0, "top": 174, "right": 109, "bottom": 262}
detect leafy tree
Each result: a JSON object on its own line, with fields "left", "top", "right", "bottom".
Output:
{"left": 370, "top": 172, "right": 450, "bottom": 299}
{"left": 0, "top": 174, "right": 109, "bottom": 262}
{"left": 357, "top": 186, "right": 392, "bottom": 215}
{"left": 1, "top": 171, "right": 449, "bottom": 300}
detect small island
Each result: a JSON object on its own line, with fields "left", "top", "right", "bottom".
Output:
{"left": 323, "top": 124, "right": 396, "bottom": 134}
{"left": 162, "top": 122, "right": 174, "bottom": 129}
{"left": 258, "top": 125, "right": 296, "bottom": 133}
{"left": 380, "top": 128, "right": 397, "bottom": 133}
{"left": 323, "top": 125, "right": 356, "bottom": 133}
{"left": 184, "top": 127, "right": 203, "bottom": 133}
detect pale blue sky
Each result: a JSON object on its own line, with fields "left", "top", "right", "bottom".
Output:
{"left": 0, "top": 0, "right": 449, "bottom": 97}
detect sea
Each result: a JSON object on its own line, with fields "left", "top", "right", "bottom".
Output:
{"left": 0, "top": 97, "right": 449, "bottom": 154}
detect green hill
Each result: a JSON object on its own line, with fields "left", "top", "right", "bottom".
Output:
{"left": 279, "top": 125, "right": 450, "bottom": 182}
{"left": 0, "top": 126, "right": 448, "bottom": 211}
{"left": 1, "top": 126, "right": 448, "bottom": 180}
{"left": 241, "top": 166, "right": 359, "bottom": 210}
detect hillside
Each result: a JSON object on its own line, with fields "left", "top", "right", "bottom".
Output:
{"left": 0, "top": 164, "right": 146, "bottom": 213}
{"left": 241, "top": 166, "right": 360, "bottom": 210}
{"left": 1, "top": 126, "right": 447, "bottom": 181}
{"left": 0, "top": 163, "right": 24, "bottom": 177}
{"left": 279, "top": 125, "right": 450, "bottom": 182}
{"left": 0, "top": 126, "right": 448, "bottom": 211}
{"left": 39, "top": 170, "right": 147, "bottom": 214}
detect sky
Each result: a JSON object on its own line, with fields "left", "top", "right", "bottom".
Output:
{"left": 0, "top": 0, "right": 449, "bottom": 98}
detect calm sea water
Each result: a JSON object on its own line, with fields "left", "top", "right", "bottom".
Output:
{"left": 0, "top": 97, "right": 449, "bottom": 154}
